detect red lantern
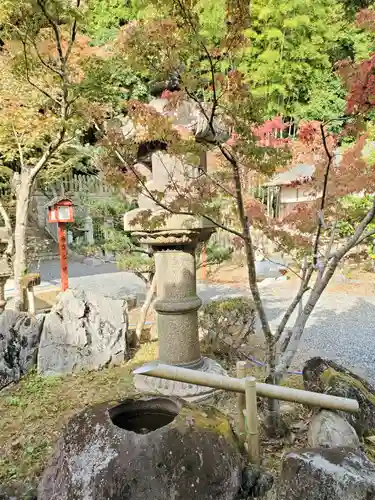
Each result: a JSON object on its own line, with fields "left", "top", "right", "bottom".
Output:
{"left": 47, "top": 197, "right": 74, "bottom": 223}
{"left": 46, "top": 197, "right": 74, "bottom": 291}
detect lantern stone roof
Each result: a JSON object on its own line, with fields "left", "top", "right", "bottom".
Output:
{"left": 44, "top": 196, "right": 73, "bottom": 208}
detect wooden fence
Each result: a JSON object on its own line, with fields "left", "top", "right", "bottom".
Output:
{"left": 34, "top": 173, "right": 119, "bottom": 197}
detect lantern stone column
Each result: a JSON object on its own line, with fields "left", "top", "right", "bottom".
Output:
{"left": 125, "top": 211, "right": 227, "bottom": 401}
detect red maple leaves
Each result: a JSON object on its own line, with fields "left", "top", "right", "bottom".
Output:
{"left": 252, "top": 116, "right": 291, "bottom": 147}
{"left": 338, "top": 9, "right": 375, "bottom": 115}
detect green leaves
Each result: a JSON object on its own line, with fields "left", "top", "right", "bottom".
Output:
{"left": 239, "top": 0, "right": 361, "bottom": 118}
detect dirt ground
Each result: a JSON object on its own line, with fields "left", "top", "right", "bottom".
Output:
{"left": 206, "top": 259, "right": 375, "bottom": 297}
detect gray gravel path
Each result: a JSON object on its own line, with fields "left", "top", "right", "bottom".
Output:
{"left": 255, "top": 282, "right": 375, "bottom": 382}
{"left": 30, "top": 258, "right": 375, "bottom": 383}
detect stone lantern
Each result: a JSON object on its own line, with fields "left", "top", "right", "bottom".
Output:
{"left": 0, "top": 226, "right": 12, "bottom": 313}
{"left": 124, "top": 88, "right": 230, "bottom": 401}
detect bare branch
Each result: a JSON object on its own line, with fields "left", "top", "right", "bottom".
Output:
{"left": 128, "top": 247, "right": 153, "bottom": 257}
{"left": 324, "top": 220, "right": 337, "bottom": 264}
{"left": 174, "top": 0, "right": 219, "bottom": 125}
{"left": 262, "top": 254, "right": 303, "bottom": 280}
{"left": 312, "top": 124, "right": 333, "bottom": 268}
{"left": 276, "top": 198, "right": 375, "bottom": 379}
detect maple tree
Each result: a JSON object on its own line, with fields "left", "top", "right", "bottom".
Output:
{"left": 92, "top": 0, "right": 375, "bottom": 433}
{"left": 0, "top": 0, "right": 113, "bottom": 307}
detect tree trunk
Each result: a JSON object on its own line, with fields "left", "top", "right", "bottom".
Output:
{"left": 227, "top": 156, "right": 282, "bottom": 434}
{"left": 275, "top": 257, "right": 340, "bottom": 379}
{"left": 13, "top": 174, "right": 32, "bottom": 311}
{"left": 135, "top": 273, "right": 156, "bottom": 345}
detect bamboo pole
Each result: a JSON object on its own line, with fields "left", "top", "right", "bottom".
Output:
{"left": 236, "top": 361, "right": 247, "bottom": 442}
{"left": 245, "top": 377, "right": 260, "bottom": 465}
{"left": 134, "top": 363, "right": 359, "bottom": 413}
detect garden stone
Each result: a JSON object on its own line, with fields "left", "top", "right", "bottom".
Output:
{"left": 199, "top": 296, "right": 256, "bottom": 352}
{"left": 303, "top": 357, "right": 375, "bottom": 437}
{"left": 38, "top": 396, "right": 244, "bottom": 500}
{"left": 267, "top": 448, "right": 375, "bottom": 500}
{"left": 37, "top": 289, "right": 128, "bottom": 376}
{"left": 308, "top": 410, "right": 360, "bottom": 449}
{"left": 0, "top": 310, "right": 43, "bottom": 390}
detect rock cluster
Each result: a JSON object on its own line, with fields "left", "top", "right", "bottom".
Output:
{"left": 268, "top": 357, "right": 375, "bottom": 500}
{"left": 0, "top": 289, "right": 131, "bottom": 389}
{"left": 0, "top": 310, "right": 43, "bottom": 390}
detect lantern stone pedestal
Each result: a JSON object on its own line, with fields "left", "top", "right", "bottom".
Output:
{"left": 124, "top": 211, "right": 227, "bottom": 401}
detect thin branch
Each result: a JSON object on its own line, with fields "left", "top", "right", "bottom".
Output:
{"left": 262, "top": 254, "right": 302, "bottom": 280}
{"left": 21, "top": 39, "right": 60, "bottom": 107}
{"left": 184, "top": 74, "right": 273, "bottom": 345}
{"left": 312, "top": 123, "right": 333, "bottom": 268}
{"left": 356, "top": 228, "right": 375, "bottom": 246}
{"left": 171, "top": 153, "right": 236, "bottom": 199}
{"left": 128, "top": 246, "right": 153, "bottom": 257}
{"left": 31, "top": 37, "right": 64, "bottom": 77}
{"left": 36, "top": 0, "right": 64, "bottom": 64}
{"left": 324, "top": 220, "right": 337, "bottom": 264}
{"left": 174, "top": 0, "right": 219, "bottom": 126}
{"left": 331, "top": 194, "right": 375, "bottom": 262}
{"left": 64, "top": 0, "right": 81, "bottom": 63}
{"left": 275, "top": 195, "right": 375, "bottom": 379}
{"left": 12, "top": 125, "right": 24, "bottom": 169}
{"left": 274, "top": 265, "right": 313, "bottom": 344}
{"left": 133, "top": 270, "right": 150, "bottom": 285}
{"left": 29, "top": 128, "right": 66, "bottom": 182}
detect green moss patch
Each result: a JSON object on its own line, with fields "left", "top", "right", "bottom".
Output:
{"left": 0, "top": 343, "right": 158, "bottom": 493}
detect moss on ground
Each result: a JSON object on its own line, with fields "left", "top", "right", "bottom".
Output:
{"left": 0, "top": 343, "right": 158, "bottom": 491}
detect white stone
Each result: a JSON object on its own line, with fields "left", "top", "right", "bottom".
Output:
{"left": 37, "top": 289, "right": 128, "bottom": 376}
{"left": 308, "top": 410, "right": 360, "bottom": 449}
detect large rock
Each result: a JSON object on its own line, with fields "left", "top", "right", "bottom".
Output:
{"left": 37, "top": 289, "right": 128, "bottom": 376}
{"left": 308, "top": 410, "right": 360, "bottom": 449}
{"left": 199, "top": 296, "right": 256, "bottom": 352}
{"left": 0, "top": 310, "right": 43, "bottom": 390}
{"left": 303, "top": 357, "right": 375, "bottom": 437}
{"left": 267, "top": 448, "right": 375, "bottom": 500}
{"left": 38, "top": 396, "right": 244, "bottom": 500}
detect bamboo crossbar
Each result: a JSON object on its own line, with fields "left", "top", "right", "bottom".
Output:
{"left": 134, "top": 363, "right": 359, "bottom": 413}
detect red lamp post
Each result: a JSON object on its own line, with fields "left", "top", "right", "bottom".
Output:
{"left": 47, "top": 197, "right": 74, "bottom": 291}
